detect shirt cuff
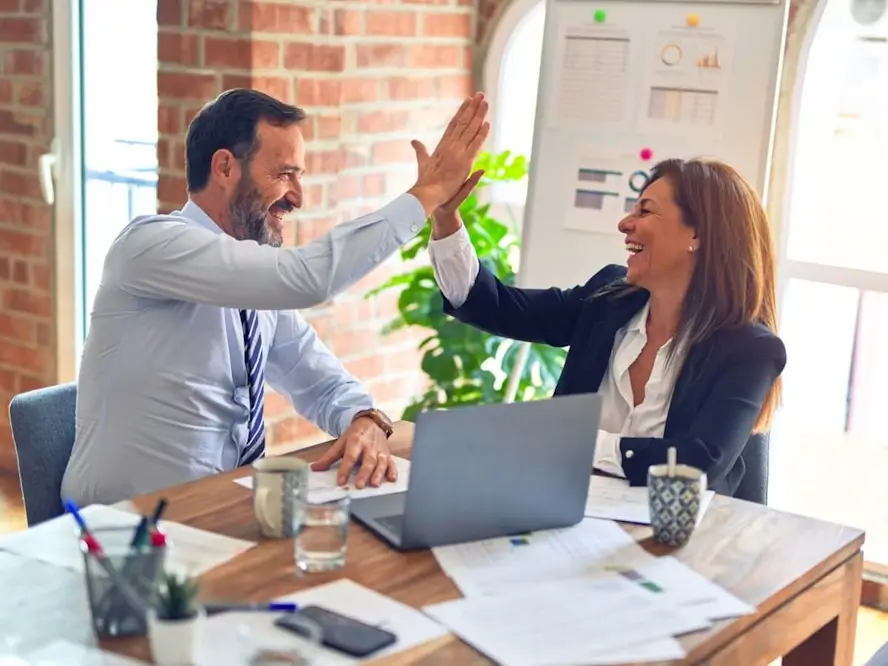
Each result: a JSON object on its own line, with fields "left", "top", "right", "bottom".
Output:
{"left": 384, "top": 193, "right": 429, "bottom": 244}
{"left": 427, "top": 224, "right": 471, "bottom": 257}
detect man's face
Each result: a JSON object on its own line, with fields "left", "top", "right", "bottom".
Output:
{"left": 227, "top": 120, "right": 306, "bottom": 247}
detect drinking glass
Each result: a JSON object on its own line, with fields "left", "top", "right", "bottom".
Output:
{"left": 293, "top": 489, "right": 350, "bottom": 573}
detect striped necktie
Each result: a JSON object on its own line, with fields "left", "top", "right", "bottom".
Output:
{"left": 239, "top": 309, "right": 266, "bottom": 465}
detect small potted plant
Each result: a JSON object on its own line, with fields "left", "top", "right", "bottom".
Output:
{"left": 147, "top": 570, "right": 204, "bottom": 665}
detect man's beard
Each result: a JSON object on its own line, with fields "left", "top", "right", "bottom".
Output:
{"left": 228, "top": 176, "right": 286, "bottom": 248}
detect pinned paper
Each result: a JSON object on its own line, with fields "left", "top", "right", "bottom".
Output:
{"left": 594, "top": 8, "right": 607, "bottom": 22}
{"left": 686, "top": 13, "right": 700, "bottom": 27}
{"left": 640, "top": 147, "right": 653, "bottom": 161}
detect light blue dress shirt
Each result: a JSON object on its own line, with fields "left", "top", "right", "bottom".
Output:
{"left": 61, "top": 194, "right": 426, "bottom": 506}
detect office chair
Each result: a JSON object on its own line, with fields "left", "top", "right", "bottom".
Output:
{"left": 733, "top": 432, "right": 770, "bottom": 505}
{"left": 9, "top": 382, "right": 77, "bottom": 526}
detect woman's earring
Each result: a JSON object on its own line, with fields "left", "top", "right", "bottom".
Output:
{"left": 688, "top": 245, "right": 696, "bottom": 253}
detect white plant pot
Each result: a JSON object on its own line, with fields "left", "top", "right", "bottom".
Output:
{"left": 147, "top": 607, "right": 205, "bottom": 666}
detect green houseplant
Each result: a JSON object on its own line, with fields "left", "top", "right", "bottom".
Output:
{"left": 148, "top": 570, "right": 204, "bottom": 665}
{"left": 369, "top": 150, "right": 567, "bottom": 420}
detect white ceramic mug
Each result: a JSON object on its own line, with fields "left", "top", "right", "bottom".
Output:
{"left": 252, "top": 457, "right": 309, "bottom": 538}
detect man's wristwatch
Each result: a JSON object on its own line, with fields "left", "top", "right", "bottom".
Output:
{"left": 352, "top": 408, "right": 394, "bottom": 439}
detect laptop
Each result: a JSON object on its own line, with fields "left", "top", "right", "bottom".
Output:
{"left": 349, "top": 393, "right": 603, "bottom": 551}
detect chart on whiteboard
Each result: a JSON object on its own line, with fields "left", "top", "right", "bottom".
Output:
{"left": 564, "top": 151, "right": 653, "bottom": 234}
{"left": 638, "top": 21, "right": 736, "bottom": 135}
{"left": 547, "top": 18, "right": 635, "bottom": 130}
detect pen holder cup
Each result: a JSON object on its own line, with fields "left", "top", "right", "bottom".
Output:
{"left": 81, "top": 526, "right": 167, "bottom": 638}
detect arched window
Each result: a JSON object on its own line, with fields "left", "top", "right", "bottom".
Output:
{"left": 483, "top": 0, "right": 546, "bottom": 211}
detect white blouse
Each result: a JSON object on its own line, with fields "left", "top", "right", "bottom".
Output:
{"left": 427, "top": 226, "right": 683, "bottom": 478}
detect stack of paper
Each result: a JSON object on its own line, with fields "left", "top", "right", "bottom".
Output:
{"left": 428, "top": 518, "right": 753, "bottom": 664}
{"left": 0, "top": 504, "right": 255, "bottom": 577}
{"left": 234, "top": 456, "right": 411, "bottom": 503}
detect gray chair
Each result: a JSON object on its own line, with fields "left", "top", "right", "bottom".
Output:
{"left": 734, "top": 432, "right": 770, "bottom": 505}
{"left": 9, "top": 382, "right": 77, "bottom": 526}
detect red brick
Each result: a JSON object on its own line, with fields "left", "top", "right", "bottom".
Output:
{"left": 0, "top": 79, "right": 11, "bottom": 104}
{"left": 0, "top": 229, "right": 44, "bottom": 256}
{"left": 422, "top": 11, "right": 472, "bottom": 37}
{"left": 157, "top": 104, "right": 181, "bottom": 135}
{"left": 317, "top": 115, "right": 341, "bottom": 139}
{"left": 410, "top": 44, "right": 462, "bottom": 68}
{"left": 341, "top": 78, "right": 378, "bottom": 104}
{"left": 365, "top": 11, "right": 417, "bottom": 36}
{"left": 343, "top": 353, "right": 385, "bottom": 380}
{"left": 4, "top": 287, "right": 51, "bottom": 317}
{"left": 0, "top": 343, "right": 49, "bottom": 376}
{"left": 437, "top": 74, "right": 472, "bottom": 99}
{"left": 222, "top": 74, "right": 294, "bottom": 103}
{"left": 239, "top": 1, "right": 314, "bottom": 34}
{"left": 284, "top": 43, "right": 345, "bottom": 72}
{"left": 0, "top": 110, "right": 37, "bottom": 136}
{"left": 0, "top": 314, "right": 34, "bottom": 343}
{"left": 296, "top": 79, "right": 341, "bottom": 107}
{"left": 358, "top": 109, "right": 410, "bottom": 133}
{"left": 0, "top": 140, "right": 28, "bottom": 167}
{"left": 386, "top": 76, "right": 436, "bottom": 101}
{"left": 305, "top": 150, "right": 342, "bottom": 176}
{"left": 157, "top": 32, "right": 200, "bottom": 66}
{"left": 4, "top": 49, "right": 45, "bottom": 76}
{"left": 355, "top": 44, "right": 406, "bottom": 69}
{"left": 333, "top": 10, "right": 363, "bottom": 35}
{"left": 0, "top": 170, "right": 41, "bottom": 201}
{"left": 14, "top": 80, "right": 44, "bottom": 107}
{"left": 158, "top": 72, "right": 219, "bottom": 101}
{"left": 0, "top": 18, "right": 42, "bottom": 43}
{"left": 188, "top": 0, "right": 232, "bottom": 30}
{"left": 157, "top": 0, "right": 183, "bottom": 27}
{"left": 204, "top": 37, "right": 280, "bottom": 70}
{"left": 363, "top": 173, "right": 386, "bottom": 197}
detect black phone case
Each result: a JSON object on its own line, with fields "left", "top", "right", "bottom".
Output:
{"left": 274, "top": 605, "right": 398, "bottom": 658}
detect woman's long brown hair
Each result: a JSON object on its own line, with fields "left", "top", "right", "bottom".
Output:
{"left": 646, "top": 158, "right": 782, "bottom": 432}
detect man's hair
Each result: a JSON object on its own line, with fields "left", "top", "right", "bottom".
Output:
{"left": 185, "top": 89, "right": 306, "bottom": 193}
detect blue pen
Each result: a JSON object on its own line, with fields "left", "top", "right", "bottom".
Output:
{"left": 204, "top": 602, "right": 299, "bottom": 616}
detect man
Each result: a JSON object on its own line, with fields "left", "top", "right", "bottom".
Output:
{"left": 61, "top": 88, "right": 489, "bottom": 506}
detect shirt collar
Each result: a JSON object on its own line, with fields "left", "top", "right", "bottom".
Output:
{"left": 179, "top": 200, "right": 225, "bottom": 235}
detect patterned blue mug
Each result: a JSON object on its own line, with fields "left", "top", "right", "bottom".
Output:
{"left": 647, "top": 461, "right": 707, "bottom": 547}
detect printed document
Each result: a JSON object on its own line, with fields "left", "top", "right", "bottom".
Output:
{"left": 585, "top": 475, "right": 715, "bottom": 524}
{"left": 423, "top": 574, "right": 710, "bottom": 666}
{"left": 234, "top": 456, "right": 410, "bottom": 503}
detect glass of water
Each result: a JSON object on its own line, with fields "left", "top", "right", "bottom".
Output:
{"left": 294, "top": 488, "right": 350, "bottom": 573}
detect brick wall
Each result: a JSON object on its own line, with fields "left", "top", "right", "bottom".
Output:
{"left": 156, "top": 0, "right": 475, "bottom": 451}
{"left": 0, "top": 0, "right": 55, "bottom": 471}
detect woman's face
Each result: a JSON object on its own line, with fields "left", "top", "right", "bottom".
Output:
{"left": 618, "top": 176, "right": 697, "bottom": 289}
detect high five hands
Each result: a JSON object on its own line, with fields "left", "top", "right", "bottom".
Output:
{"left": 407, "top": 92, "right": 489, "bottom": 218}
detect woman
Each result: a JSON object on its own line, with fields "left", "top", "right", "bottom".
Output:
{"left": 426, "top": 157, "right": 786, "bottom": 497}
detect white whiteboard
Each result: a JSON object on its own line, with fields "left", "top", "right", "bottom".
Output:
{"left": 517, "top": 0, "right": 789, "bottom": 289}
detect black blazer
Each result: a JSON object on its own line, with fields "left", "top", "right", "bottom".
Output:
{"left": 442, "top": 263, "right": 787, "bottom": 496}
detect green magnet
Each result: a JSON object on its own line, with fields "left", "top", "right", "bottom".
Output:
{"left": 594, "top": 9, "right": 607, "bottom": 22}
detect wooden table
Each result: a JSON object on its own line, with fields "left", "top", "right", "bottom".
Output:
{"left": 104, "top": 423, "right": 864, "bottom": 666}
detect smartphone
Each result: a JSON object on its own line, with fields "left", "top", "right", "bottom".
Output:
{"left": 274, "top": 605, "right": 397, "bottom": 658}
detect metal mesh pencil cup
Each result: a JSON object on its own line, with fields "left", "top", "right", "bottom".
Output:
{"left": 80, "top": 526, "right": 167, "bottom": 637}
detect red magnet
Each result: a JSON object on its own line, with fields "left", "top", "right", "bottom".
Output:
{"left": 640, "top": 148, "right": 653, "bottom": 161}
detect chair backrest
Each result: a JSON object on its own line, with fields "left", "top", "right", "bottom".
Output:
{"left": 734, "top": 432, "right": 770, "bottom": 504}
{"left": 9, "top": 382, "right": 77, "bottom": 526}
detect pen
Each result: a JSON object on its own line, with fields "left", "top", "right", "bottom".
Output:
{"left": 150, "top": 498, "right": 168, "bottom": 527}
{"left": 129, "top": 516, "right": 149, "bottom": 548}
{"left": 203, "top": 602, "right": 299, "bottom": 616}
